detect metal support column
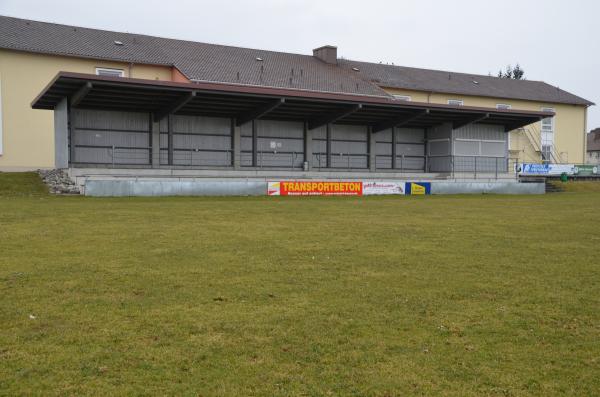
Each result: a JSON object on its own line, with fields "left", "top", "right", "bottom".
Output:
{"left": 391, "top": 126, "right": 397, "bottom": 170}
{"left": 151, "top": 115, "right": 160, "bottom": 168}
{"left": 251, "top": 120, "right": 258, "bottom": 167}
{"left": 232, "top": 118, "right": 241, "bottom": 169}
{"left": 424, "top": 127, "right": 429, "bottom": 172}
{"left": 368, "top": 126, "right": 376, "bottom": 172}
{"left": 167, "top": 114, "right": 174, "bottom": 165}
{"left": 326, "top": 123, "right": 332, "bottom": 168}
{"left": 68, "top": 105, "right": 76, "bottom": 165}
{"left": 303, "top": 121, "right": 312, "bottom": 170}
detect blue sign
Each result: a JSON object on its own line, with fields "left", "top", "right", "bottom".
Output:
{"left": 405, "top": 182, "right": 431, "bottom": 195}
{"left": 520, "top": 163, "right": 550, "bottom": 175}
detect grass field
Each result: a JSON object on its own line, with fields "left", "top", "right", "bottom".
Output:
{"left": 1, "top": 173, "right": 599, "bottom": 396}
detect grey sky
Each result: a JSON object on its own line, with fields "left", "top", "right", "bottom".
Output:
{"left": 2, "top": 0, "right": 599, "bottom": 128}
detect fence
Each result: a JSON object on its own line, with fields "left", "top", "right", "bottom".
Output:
{"left": 240, "top": 151, "right": 303, "bottom": 169}
{"left": 428, "top": 155, "right": 517, "bottom": 179}
{"left": 75, "top": 146, "right": 516, "bottom": 180}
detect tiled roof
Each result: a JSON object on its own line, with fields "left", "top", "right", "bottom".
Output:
{"left": 0, "top": 15, "right": 593, "bottom": 106}
{"left": 338, "top": 60, "right": 594, "bottom": 106}
{"left": 158, "top": 38, "right": 387, "bottom": 96}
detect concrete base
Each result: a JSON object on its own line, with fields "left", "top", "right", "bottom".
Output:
{"left": 431, "top": 181, "right": 544, "bottom": 195}
{"left": 85, "top": 179, "right": 267, "bottom": 196}
{"left": 69, "top": 167, "right": 539, "bottom": 196}
{"left": 81, "top": 177, "right": 543, "bottom": 197}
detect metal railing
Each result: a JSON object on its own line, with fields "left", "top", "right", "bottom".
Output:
{"left": 374, "top": 154, "right": 427, "bottom": 171}
{"left": 428, "top": 155, "right": 517, "bottom": 179}
{"left": 161, "top": 148, "right": 233, "bottom": 167}
{"left": 74, "top": 145, "right": 514, "bottom": 180}
{"left": 313, "top": 152, "right": 369, "bottom": 170}
{"left": 240, "top": 150, "right": 302, "bottom": 169}
{"left": 521, "top": 125, "right": 564, "bottom": 164}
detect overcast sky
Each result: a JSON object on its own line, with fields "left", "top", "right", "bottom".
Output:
{"left": 2, "top": 0, "right": 599, "bottom": 128}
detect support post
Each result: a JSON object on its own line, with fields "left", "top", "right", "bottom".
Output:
{"left": 232, "top": 118, "right": 241, "bottom": 169}
{"left": 69, "top": 105, "right": 77, "bottom": 166}
{"left": 303, "top": 121, "right": 312, "bottom": 171}
{"left": 424, "top": 127, "right": 428, "bottom": 173}
{"left": 326, "top": 124, "right": 332, "bottom": 168}
{"left": 368, "top": 126, "right": 376, "bottom": 172}
{"left": 151, "top": 115, "right": 160, "bottom": 168}
{"left": 54, "top": 98, "right": 69, "bottom": 168}
{"left": 251, "top": 120, "right": 258, "bottom": 167}
{"left": 391, "top": 126, "right": 397, "bottom": 170}
{"left": 167, "top": 114, "right": 174, "bottom": 165}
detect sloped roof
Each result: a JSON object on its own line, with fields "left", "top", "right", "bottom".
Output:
{"left": 158, "top": 38, "right": 386, "bottom": 96}
{"left": 588, "top": 129, "right": 600, "bottom": 152}
{"left": 0, "top": 15, "right": 168, "bottom": 65}
{"left": 0, "top": 15, "right": 594, "bottom": 106}
{"left": 0, "top": 15, "right": 386, "bottom": 97}
{"left": 338, "top": 60, "right": 594, "bottom": 106}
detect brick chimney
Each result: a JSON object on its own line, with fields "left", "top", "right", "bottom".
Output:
{"left": 313, "top": 45, "right": 338, "bottom": 64}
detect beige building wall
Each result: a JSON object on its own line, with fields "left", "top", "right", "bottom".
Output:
{"left": 383, "top": 87, "right": 588, "bottom": 164}
{"left": 0, "top": 49, "right": 172, "bottom": 170}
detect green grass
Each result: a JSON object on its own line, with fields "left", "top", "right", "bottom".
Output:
{"left": 0, "top": 172, "right": 48, "bottom": 196}
{"left": 1, "top": 173, "right": 599, "bottom": 396}
{"left": 551, "top": 180, "right": 600, "bottom": 192}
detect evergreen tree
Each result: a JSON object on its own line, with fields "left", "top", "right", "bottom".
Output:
{"left": 497, "top": 64, "right": 525, "bottom": 79}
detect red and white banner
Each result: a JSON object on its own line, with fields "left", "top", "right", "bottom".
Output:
{"left": 267, "top": 181, "right": 405, "bottom": 196}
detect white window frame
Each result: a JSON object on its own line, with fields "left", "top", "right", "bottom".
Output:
{"left": 95, "top": 67, "right": 125, "bottom": 77}
{"left": 496, "top": 103, "right": 511, "bottom": 110}
{"left": 393, "top": 95, "right": 412, "bottom": 101}
{"left": 447, "top": 99, "right": 464, "bottom": 106}
{"left": 541, "top": 107, "right": 555, "bottom": 132}
{"left": 540, "top": 107, "right": 555, "bottom": 152}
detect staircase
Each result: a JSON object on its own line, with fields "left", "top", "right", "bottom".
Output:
{"left": 545, "top": 179, "right": 564, "bottom": 193}
{"left": 521, "top": 124, "right": 564, "bottom": 164}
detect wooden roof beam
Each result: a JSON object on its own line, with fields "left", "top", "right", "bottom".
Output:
{"left": 453, "top": 113, "right": 489, "bottom": 129}
{"left": 372, "top": 109, "right": 429, "bottom": 133}
{"left": 70, "top": 82, "right": 93, "bottom": 108}
{"left": 308, "top": 104, "right": 362, "bottom": 130}
{"left": 154, "top": 91, "right": 196, "bottom": 122}
{"left": 235, "top": 98, "right": 285, "bottom": 126}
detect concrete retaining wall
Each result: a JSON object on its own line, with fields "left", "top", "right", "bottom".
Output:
{"left": 84, "top": 178, "right": 544, "bottom": 196}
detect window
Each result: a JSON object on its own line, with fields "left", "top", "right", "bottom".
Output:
{"left": 95, "top": 67, "right": 125, "bottom": 77}
{"left": 542, "top": 145, "right": 552, "bottom": 162}
{"left": 448, "top": 99, "right": 464, "bottom": 106}
{"left": 496, "top": 103, "right": 511, "bottom": 110}
{"left": 541, "top": 107, "right": 554, "bottom": 132}
{"left": 393, "top": 95, "right": 411, "bottom": 101}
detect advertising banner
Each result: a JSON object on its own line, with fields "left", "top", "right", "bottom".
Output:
{"left": 405, "top": 182, "right": 431, "bottom": 195}
{"left": 268, "top": 181, "right": 363, "bottom": 196}
{"left": 519, "top": 163, "right": 576, "bottom": 175}
{"left": 574, "top": 165, "right": 599, "bottom": 176}
{"left": 362, "top": 181, "right": 405, "bottom": 195}
{"left": 267, "top": 181, "right": 408, "bottom": 196}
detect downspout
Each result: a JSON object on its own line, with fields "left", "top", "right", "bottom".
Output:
{"left": 128, "top": 62, "right": 134, "bottom": 78}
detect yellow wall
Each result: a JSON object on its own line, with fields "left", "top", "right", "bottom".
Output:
{"left": 0, "top": 49, "right": 172, "bottom": 170}
{"left": 384, "top": 87, "right": 588, "bottom": 164}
